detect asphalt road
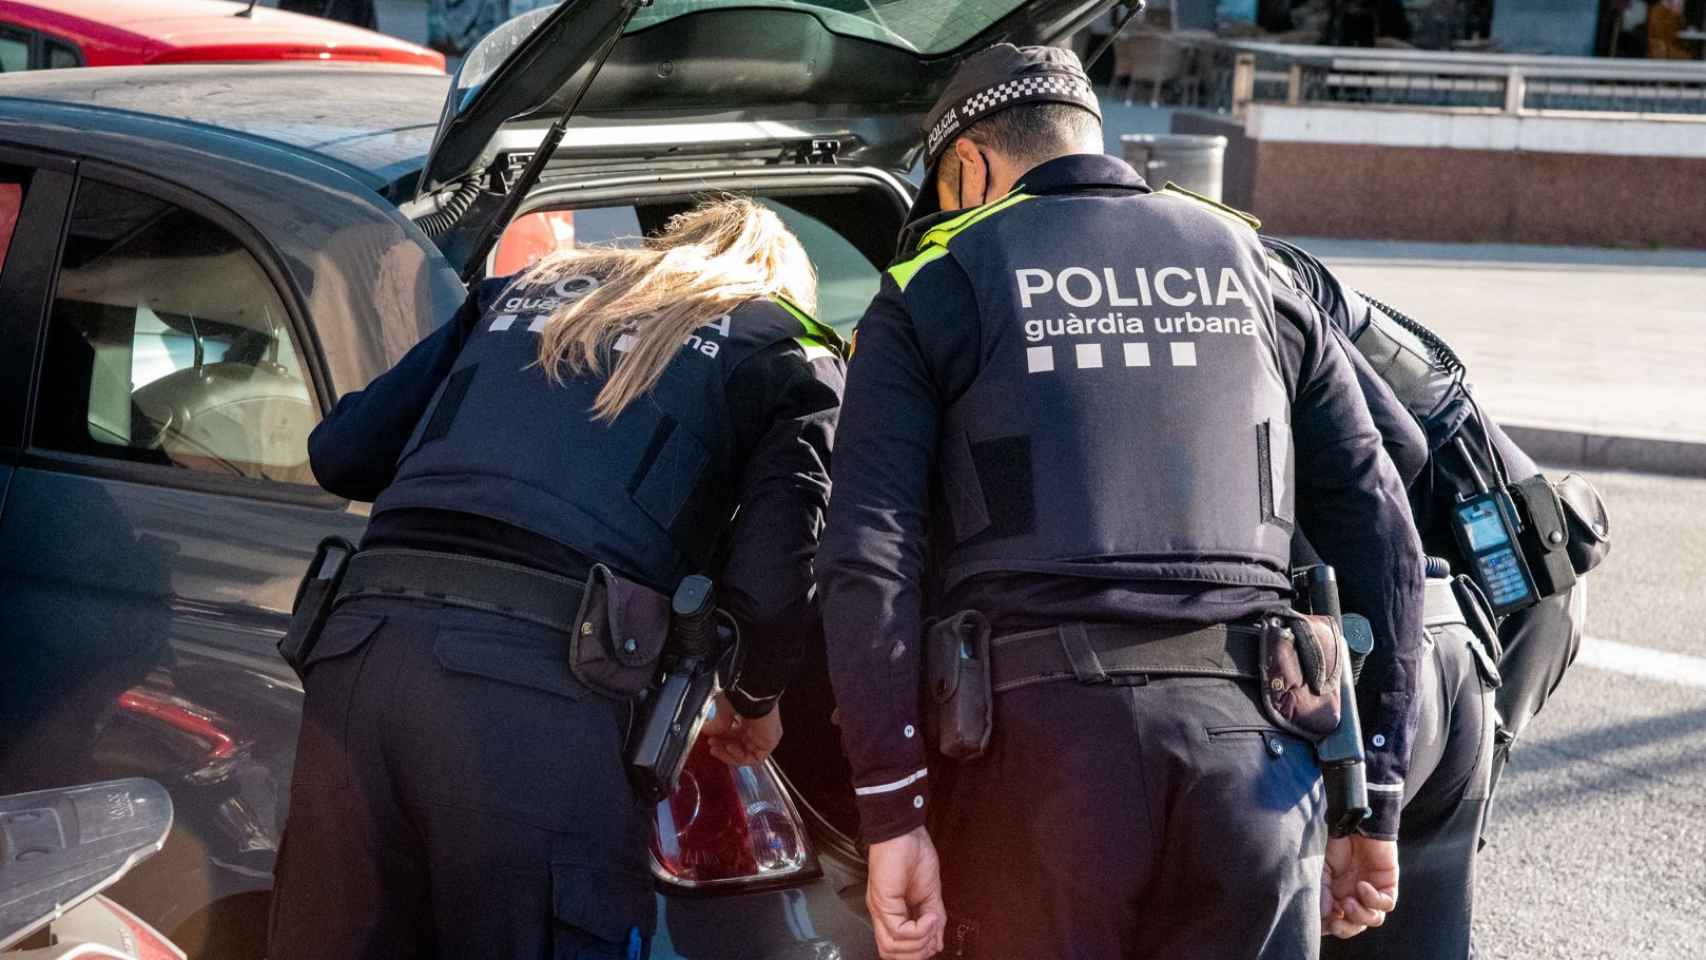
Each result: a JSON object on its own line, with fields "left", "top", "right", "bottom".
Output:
{"left": 1475, "top": 468, "right": 1706, "bottom": 959}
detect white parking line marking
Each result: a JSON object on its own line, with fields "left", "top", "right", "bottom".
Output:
{"left": 1577, "top": 636, "right": 1706, "bottom": 689}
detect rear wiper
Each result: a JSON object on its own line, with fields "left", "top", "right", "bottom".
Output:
{"left": 459, "top": 0, "right": 651, "bottom": 283}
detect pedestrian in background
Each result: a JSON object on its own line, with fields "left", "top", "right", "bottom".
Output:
{"left": 268, "top": 198, "right": 845, "bottom": 959}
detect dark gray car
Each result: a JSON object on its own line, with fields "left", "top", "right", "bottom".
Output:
{"left": 0, "top": 2, "right": 1114, "bottom": 956}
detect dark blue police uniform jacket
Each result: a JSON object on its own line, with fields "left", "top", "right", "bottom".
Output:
{"left": 307, "top": 274, "right": 846, "bottom": 714}
{"left": 818, "top": 154, "right": 1425, "bottom": 842}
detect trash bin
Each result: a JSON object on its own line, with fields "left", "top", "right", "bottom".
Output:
{"left": 1119, "top": 134, "right": 1229, "bottom": 202}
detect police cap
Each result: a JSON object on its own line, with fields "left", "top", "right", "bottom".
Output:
{"left": 921, "top": 43, "right": 1102, "bottom": 171}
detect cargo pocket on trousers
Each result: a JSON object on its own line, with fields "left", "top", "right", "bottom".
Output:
{"left": 551, "top": 862, "right": 654, "bottom": 959}
{"left": 292, "top": 612, "right": 384, "bottom": 787}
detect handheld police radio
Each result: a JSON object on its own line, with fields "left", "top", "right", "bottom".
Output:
{"left": 1303, "top": 566, "right": 1373, "bottom": 838}
{"left": 626, "top": 575, "right": 723, "bottom": 804}
{"left": 1447, "top": 437, "right": 1539, "bottom": 617}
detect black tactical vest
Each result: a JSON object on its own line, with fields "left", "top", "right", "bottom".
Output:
{"left": 904, "top": 189, "right": 1296, "bottom": 593}
{"left": 373, "top": 276, "right": 833, "bottom": 591}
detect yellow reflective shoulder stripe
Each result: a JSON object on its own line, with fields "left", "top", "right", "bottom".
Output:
{"left": 887, "top": 191, "right": 1036, "bottom": 293}
{"left": 886, "top": 245, "right": 949, "bottom": 292}
{"left": 771, "top": 296, "right": 847, "bottom": 359}
{"left": 1157, "top": 182, "right": 1261, "bottom": 232}
{"left": 918, "top": 190, "right": 1034, "bottom": 249}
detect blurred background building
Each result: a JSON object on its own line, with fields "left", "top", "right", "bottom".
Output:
{"left": 1081, "top": 0, "right": 1706, "bottom": 64}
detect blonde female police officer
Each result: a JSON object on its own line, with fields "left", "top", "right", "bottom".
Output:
{"left": 269, "top": 199, "right": 845, "bottom": 959}
{"left": 819, "top": 46, "right": 1424, "bottom": 959}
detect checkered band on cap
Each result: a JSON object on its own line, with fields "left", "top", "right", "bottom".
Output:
{"left": 960, "top": 75, "right": 1097, "bottom": 117}
{"left": 927, "top": 73, "right": 1101, "bottom": 163}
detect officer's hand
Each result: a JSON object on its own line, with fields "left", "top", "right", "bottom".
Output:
{"left": 1322, "top": 836, "right": 1400, "bottom": 938}
{"left": 701, "top": 694, "right": 783, "bottom": 767}
{"left": 866, "top": 826, "right": 946, "bottom": 960}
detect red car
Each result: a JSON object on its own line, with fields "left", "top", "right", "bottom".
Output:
{"left": 0, "top": 0, "right": 444, "bottom": 71}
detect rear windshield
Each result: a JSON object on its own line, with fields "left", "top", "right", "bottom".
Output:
{"left": 626, "top": 0, "right": 1035, "bottom": 54}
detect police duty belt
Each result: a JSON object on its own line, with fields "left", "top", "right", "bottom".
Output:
{"left": 989, "top": 621, "right": 1265, "bottom": 693}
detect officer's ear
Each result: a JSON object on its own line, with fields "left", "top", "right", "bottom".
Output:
{"left": 948, "top": 137, "right": 989, "bottom": 211}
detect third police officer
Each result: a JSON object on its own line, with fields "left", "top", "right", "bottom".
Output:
{"left": 818, "top": 46, "right": 1426, "bottom": 959}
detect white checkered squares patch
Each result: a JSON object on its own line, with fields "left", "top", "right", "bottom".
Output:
{"left": 960, "top": 76, "right": 1096, "bottom": 121}
{"left": 1025, "top": 341, "right": 1199, "bottom": 374}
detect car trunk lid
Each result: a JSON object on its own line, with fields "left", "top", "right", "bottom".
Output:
{"left": 419, "top": 0, "right": 1120, "bottom": 196}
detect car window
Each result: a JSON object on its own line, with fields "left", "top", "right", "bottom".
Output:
{"left": 628, "top": 1, "right": 1044, "bottom": 56}
{"left": 32, "top": 179, "right": 318, "bottom": 486}
{"left": 0, "top": 29, "right": 28, "bottom": 72}
{"left": 496, "top": 201, "right": 875, "bottom": 334}
{"left": 756, "top": 199, "right": 879, "bottom": 336}
{"left": 0, "top": 173, "right": 26, "bottom": 277}
{"left": 43, "top": 39, "right": 78, "bottom": 69}
{"left": 492, "top": 206, "right": 642, "bottom": 275}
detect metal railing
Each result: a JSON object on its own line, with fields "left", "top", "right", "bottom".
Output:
{"left": 1193, "top": 40, "right": 1706, "bottom": 118}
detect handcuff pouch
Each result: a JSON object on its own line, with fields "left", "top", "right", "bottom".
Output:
{"left": 1260, "top": 613, "right": 1344, "bottom": 741}
{"left": 570, "top": 564, "right": 671, "bottom": 699}
{"left": 1555, "top": 472, "right": 1610, "bottom": 575}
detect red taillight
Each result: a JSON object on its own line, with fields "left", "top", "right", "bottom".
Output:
{"left": 116, "top": 689, "right": 238, "bottom": 761}
{"left": 95, "top": 896, "right": 187, "bottom": 960}
{"left": 649, "top": 739, "right": 813, "bottom": 888}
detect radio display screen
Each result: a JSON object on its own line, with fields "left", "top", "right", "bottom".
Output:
{"left": 1456, "top": 500, "right": 1510, "bottom": 553}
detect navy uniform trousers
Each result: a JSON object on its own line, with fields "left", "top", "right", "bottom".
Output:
{"left": 268, "top": 597, "right": 654, "bottom": 960}
{"left": 1324, "top": 591, "right": 1498, "bottom": 960}
{"left": 929, "top": 673, "right": 1326, "bottom": 960}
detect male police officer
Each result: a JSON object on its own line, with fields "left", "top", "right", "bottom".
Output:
{"left": 1264, "top": 236, "right": 1600, "bottom": 959}
{"left": 818, "top": 45, "right": 1426, "bottom": 959}
{"left": 1262, "top": 238, "right": 1595, "bottom": 779}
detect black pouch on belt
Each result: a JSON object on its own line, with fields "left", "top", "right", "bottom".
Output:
{"left": 570, "top": 564, "right": 671, "bottom": 699}
{"left": 1555, "top": 472, "right": 1610, "bottom": 575}
{"left": 279, "top": 536, "right": 356, "bottom": 675}
{"left": 1508, "top": 475, "right": 1577, "bottom": 598}
{"left": 1259, "top": 613, "right": 1344, "bottom": 741}
{"left": 924, "top": 610, "right": 994, "bottom": 760}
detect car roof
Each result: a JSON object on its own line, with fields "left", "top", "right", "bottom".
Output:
{"left": 0, "top": 64, "right": 446, "bottom": 186}
{"left": 0, "top": 0, "right": 444, "bottom": 68}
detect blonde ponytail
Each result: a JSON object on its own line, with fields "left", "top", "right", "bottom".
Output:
{"left": 521, "top": 197, "right": 818, "bottom": 421}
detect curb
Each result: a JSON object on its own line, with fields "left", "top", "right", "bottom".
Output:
{"left": 1502, "top": 424, "right": 1706, "bottom": 478}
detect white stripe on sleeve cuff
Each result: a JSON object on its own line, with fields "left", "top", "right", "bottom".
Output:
{"left": 854, "top": 768, "right": 928, "bottom": 796}
{"left": 1365, "top": 781, "right": 1406, "bottom": 794}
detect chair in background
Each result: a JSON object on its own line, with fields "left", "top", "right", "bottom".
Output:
{"left": 1110, "top": 25, "right": 1191, "bottom": 107}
